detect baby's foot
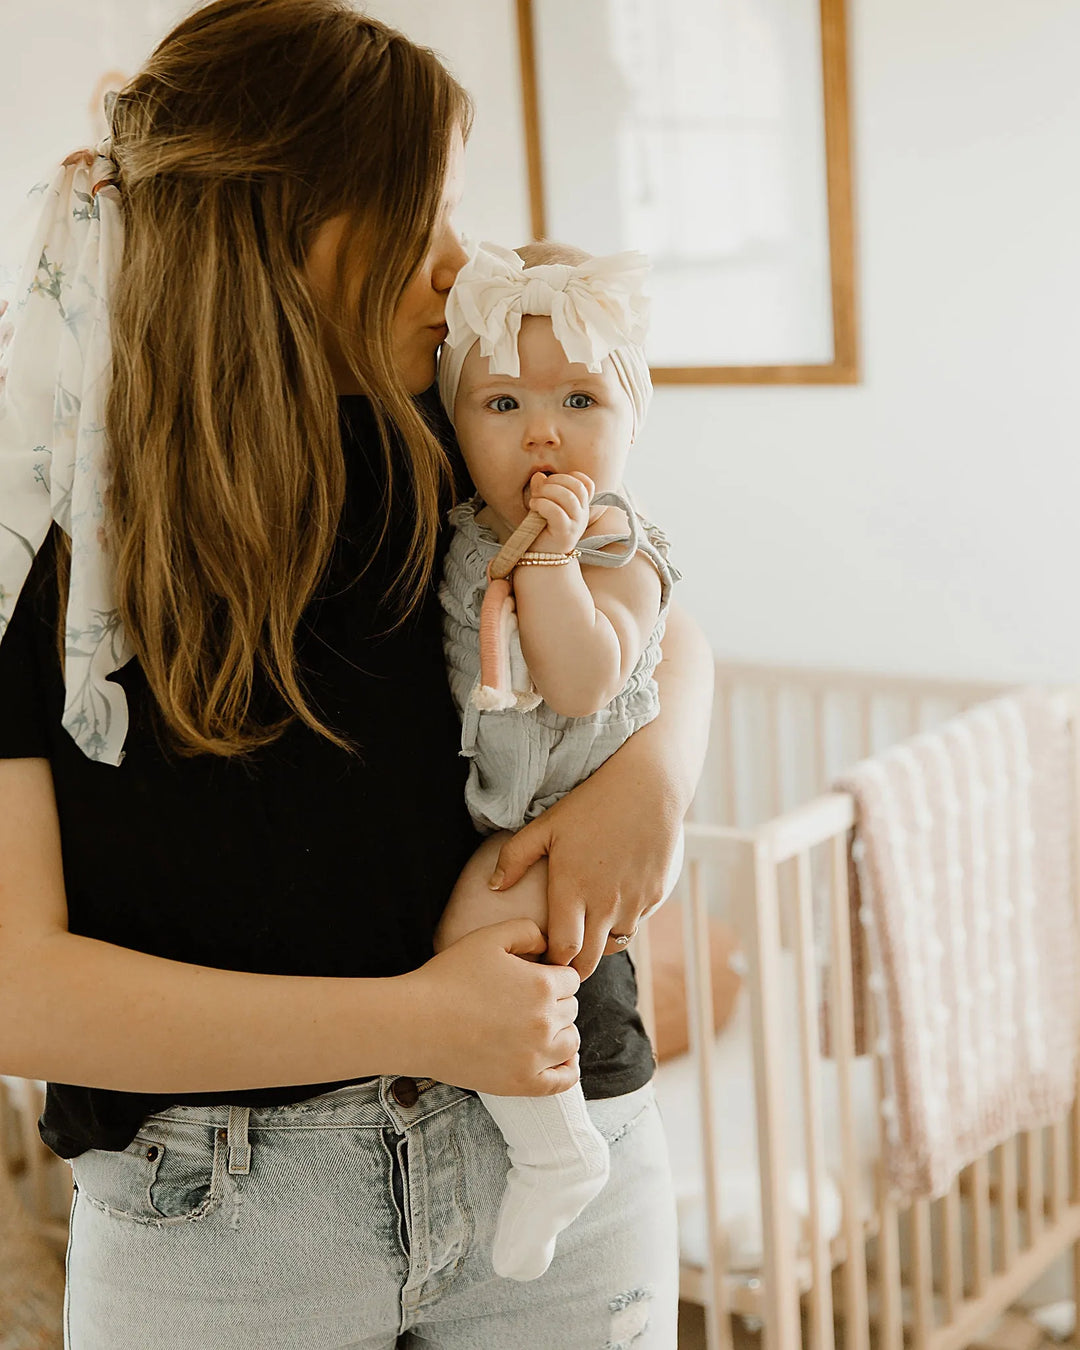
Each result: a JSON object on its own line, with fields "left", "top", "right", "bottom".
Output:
{"left": 492, "top": 1145, "right": 610, "bottom": 1280}
{"left": 486, "top": 1090, "right": 612, "bottom": 1279}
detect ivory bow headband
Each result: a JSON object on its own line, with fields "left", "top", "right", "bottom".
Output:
{"left": 437, "top": 241, "right": 653, "bottom": 438}
{"left": 0, "top": 131, "right": 132, "bottom": 766}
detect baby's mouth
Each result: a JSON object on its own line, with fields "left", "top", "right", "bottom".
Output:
{"left": 521, "top": 468, "right": 555, "bottom": 506}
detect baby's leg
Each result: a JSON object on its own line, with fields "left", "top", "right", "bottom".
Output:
{"left": 433, "top": 832, "right": 550, "bottom": 957}
{"left": 435, "top": 833, "right": 609, "bottom": 1282}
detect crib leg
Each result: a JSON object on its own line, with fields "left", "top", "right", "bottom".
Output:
{"left": 1069, "top": 1242, "right": 1080, "bottom": 1346}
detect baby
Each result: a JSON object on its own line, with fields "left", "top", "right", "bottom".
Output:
{"left": 432, "top": 240, "right": 684, "bottom": 1282}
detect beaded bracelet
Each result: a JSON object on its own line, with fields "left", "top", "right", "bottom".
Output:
{"left": 515, "top": 549, "right": 582, "bottom": 567}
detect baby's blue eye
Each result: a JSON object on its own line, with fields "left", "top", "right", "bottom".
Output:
{"left": 488, "top": 395, "right": 519, "bottom": 413}
{"left": 565, "top": 393, "right": 595, "bottom": 409}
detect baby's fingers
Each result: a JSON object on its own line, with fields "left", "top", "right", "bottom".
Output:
{"left": 539, "top": 473, "right": 592, "bottom": 509}
{"left": 568, "top": 471, "right": 595, "bottom": 502}
{"left": 528, "top": 498, "right": 570, "bottom": 534}
{"left": 530, "top": 482, "right": 588, "bottom": 519}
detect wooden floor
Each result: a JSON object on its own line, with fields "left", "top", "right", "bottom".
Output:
{"left": 676, "top": 1301, "right": 1066, "bottom": 1349}
{"left": 678, "top": 1302, "right": 750, "bottom": 1348}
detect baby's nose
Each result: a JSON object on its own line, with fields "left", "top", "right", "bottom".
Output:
{"left": 523, "top": 419, "right": 559, "bottom": 448}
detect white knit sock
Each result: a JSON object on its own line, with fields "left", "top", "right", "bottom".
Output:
{"left": 478, "top": 1084, "right": 610, "bottom": 1281}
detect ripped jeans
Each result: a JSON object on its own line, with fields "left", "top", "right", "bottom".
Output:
{"left": 64, "top": 1077, "right": 679, "bottom": 1349}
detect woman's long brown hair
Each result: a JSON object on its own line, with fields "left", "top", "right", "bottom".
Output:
{"left": 55, "top": 0, "right": 472, "bottom": 757}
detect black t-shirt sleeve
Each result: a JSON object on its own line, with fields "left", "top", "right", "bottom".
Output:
{"left": 0, "top": 531, "right": 58, "bottom": 759}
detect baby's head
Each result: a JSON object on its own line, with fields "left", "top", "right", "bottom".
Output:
{"left": 437, "top": 240, "right": 651, "bottom": 533}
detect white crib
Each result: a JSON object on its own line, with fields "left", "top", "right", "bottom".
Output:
{"left": 632, "top": 662, "right": 1080, "bottom": 1350}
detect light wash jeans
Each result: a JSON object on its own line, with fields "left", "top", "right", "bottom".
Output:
{"left": 64, "top": 1076, "right": 679, "bottom": 1349}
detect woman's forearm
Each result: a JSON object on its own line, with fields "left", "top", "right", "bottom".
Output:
{"left": 1, "top": 930, "right": 417, "bottom": 1093}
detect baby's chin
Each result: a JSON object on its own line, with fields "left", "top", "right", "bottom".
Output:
{"left": 474, "top": 499, "right": 524, "bottom": 544}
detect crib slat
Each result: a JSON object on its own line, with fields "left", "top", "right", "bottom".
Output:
{"left": 864, "top": 942, "right": 902, "bottom": 1350}
{"left": 719, "top": 682, "right": 737, "bottom": 827}
{"left": 942, "top": 1181, "right": 963, "bottom": 1321}
{"left": 814, "top": 692, "right": 828, "bottom": 794}
{"left": 1072, "top": 1102, "right": 1080, "bottom": 1350}
{"left": 684, "top": 858, "right": 736, "bottom": 1350}
{"left": 747, "top": 841, "right": 802, "bottom": 1350}
{"left": 1022, "top": 1129, "right": 1044, "bottom": 1246}
{"left": 860, "top": 694, "right": 874, "bottom": 758}
{"left": 1069, "top": 692, "right": 1080, "bottom": 1330}
{"left": 793, "top": 850, "right": 835, "bottom": 1350}
{"left": 828, "top": 833, "right": 870, "bottom": 1350}
{"left": 1050, "top": 1121, "right": 1068, "bottom": 1222}
{"left": 767, "top": 687, "right": 783, "bottom": 817}
{"left": 998, "top": 1138, "right": 1019, "bottom": 1271}
{"left": 970, "top": 1156, "right": 992, "bottom": 1295}
{"left": 911, "top": 1199, "right": 934, "bottom": 1348}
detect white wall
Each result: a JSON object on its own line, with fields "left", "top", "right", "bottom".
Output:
{"left": 4, "top": 0, "right": 1078, "bottom": 683}
{"left": 637, "top": 0, "right": 1080, "bottom": 685}
{"left": 374, "top": 0, "right": 1080, "bottom": 685}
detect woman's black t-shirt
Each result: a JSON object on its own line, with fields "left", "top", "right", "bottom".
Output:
{"left": 0, "top": 395, "right": 655, "bottom": 1158}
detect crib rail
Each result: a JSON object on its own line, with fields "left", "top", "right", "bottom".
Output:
{"left": 697, "top": 661, "right": 1012, "bottom": 831}
{"left": 634, "top": 670, "right": 1080, "bottom": 1350}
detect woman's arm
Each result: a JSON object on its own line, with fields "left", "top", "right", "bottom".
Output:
{"left": 0, "top": 758, "right": 581, "bottom": 1098}
{"left": 489, "top": 600, "right": 714, "bottom": 979}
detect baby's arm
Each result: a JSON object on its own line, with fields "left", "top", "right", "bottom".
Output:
{"left": 434, "top": 832, "right": 551, "bottom": 960}
{"left": 513, "top": 473, "right": 662, "bottom": 718}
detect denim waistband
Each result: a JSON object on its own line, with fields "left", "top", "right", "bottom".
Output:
{"left": 143, "top": 1076, "right": 471, "bottom": 1140}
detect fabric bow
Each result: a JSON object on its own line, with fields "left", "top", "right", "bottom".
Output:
{"left": 446, "top": 240, "right": 649, "bottom": 378}
{"left": 437, "top": 241, "right": 653, "bottom": 437}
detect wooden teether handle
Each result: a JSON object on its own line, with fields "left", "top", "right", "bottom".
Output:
{"left": 489, "top": 509, "right": 547, "bottom": 581}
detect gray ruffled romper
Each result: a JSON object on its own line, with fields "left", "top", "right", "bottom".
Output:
{"left": 439, "top": 492, "right": 681, "bottom": 835}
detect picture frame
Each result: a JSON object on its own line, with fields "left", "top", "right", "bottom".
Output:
{"left": 515, "top": 0, "right": 859, "bottom": 385}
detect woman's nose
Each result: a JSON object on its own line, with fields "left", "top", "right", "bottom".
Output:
{"left": 432, "top": 229, "right": 470, "bottom": 294}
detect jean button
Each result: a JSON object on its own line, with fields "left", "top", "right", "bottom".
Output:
{"left": 391, "top": 1077, "right": 419, "bottom": 1107}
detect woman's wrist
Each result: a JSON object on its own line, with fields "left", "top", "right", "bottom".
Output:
{"left": 377, "top": 969, "right": 436, "bottom": 1079}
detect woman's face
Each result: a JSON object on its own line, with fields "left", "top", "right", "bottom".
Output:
{"left": 305, "top": 127, "right": 467, "bottom": 396}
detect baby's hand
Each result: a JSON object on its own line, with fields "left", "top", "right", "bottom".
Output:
{"left": 527, "top": 472, "right": 595, "bottom": 556}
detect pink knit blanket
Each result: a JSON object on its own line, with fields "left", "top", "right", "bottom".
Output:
{"left": 834, "top": 691, "right": 1080, "bottom": 1200}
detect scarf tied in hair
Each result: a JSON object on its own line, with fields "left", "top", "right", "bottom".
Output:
{"left": 0, "top": 136, "right": 131, "bottom": 765}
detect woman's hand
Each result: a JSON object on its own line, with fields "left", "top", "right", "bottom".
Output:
{"left": 488, "top": 602, "right": 714, "bottom": 979}
{"left": 491, "top": 772, "right": 683, "bottom": 979}
{"left": 406, "top": 919, "right": 582, "bottom": 1096}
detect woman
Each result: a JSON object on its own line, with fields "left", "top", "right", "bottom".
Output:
{"left": 0, "top": 2, "right": 712, "bottom": 1345}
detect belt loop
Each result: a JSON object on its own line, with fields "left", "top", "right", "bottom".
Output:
{"left": 227, "top": 1105, "right": 251, "bottom": 1175}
